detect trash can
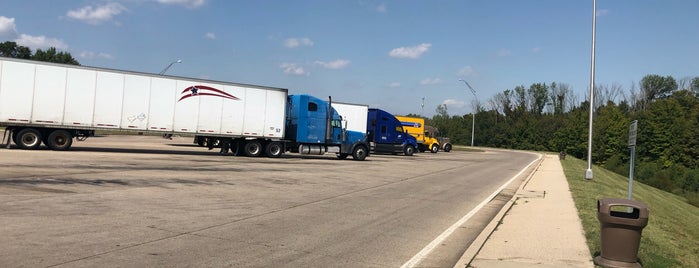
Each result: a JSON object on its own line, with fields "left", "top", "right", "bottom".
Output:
{"left": 594, "top": 198, "right": 649, "bottom": 268}
{"left": 559, "top": 151, "right": 566, "bottom": 160}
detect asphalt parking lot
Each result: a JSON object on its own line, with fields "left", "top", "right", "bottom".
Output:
{"left": 0, "top": 135, "right": 538, "bottom": 267}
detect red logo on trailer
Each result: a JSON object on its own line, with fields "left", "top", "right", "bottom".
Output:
{"left": 178, "top": 85, "right": 240, "bottom": 102}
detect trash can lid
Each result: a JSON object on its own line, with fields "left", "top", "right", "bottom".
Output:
{"left": 598, "top": 198, "right": 649, "bottom": 219}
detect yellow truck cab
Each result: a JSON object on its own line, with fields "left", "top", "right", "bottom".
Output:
{"left": 395, "top": 116, "right": 440, "bottom": 153}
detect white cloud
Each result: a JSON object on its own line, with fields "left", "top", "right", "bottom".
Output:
{"left": 157, "top": 0, "right": 206, "bottom": 8}
{"left": 1, "top": 16, "right": 68, "bottom": 50}
{"left": 314, "top": 59, "right": 350, "bottom": 69}
{"left": 442, "top": 99, "right": 466, "bottom": 108}
{"left": 79, "top": 51, "right": 114, "bottom": 60}
{"left": 66, "top": 2, "right": 126, "bottom": 25}
{"left": 497, "top": 48, "right": 511, "bottom": 57}
{"left": 389, "top": 82, "right": 401, "bottom": 88}
{"left": 420, "top": 77, "right": 441, "bottom": 85}
{"left": 284, "top": 37, "right": 314, "bottom": 48}
{"left": 204, "top": 32, "right": 216, "bottom": 39}
{"left": 280, "top": 63, "right": 309, "bottom": 76}
{"left": 389, "top": 43, "right": 431, "bottom": 59}
{"left": 457, "top": 66, "right": 478, "bottom": 78}
{"left": 16, "top": 34, "right": 68, "bottom": 50}
{"left": 377, "top": 3, "right": 387, "bottom": 13}
{"left": 597, "top": 9, "right": 610, "bottom": 17}
{"left": 0, "top": 16, "right": 18, "bottom": 38}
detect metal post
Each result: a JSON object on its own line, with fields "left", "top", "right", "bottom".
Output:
{"left": 459, "top": 79, "right": 478, "bottom": 147}
{"left": 471, "top": 112, "right": 475, "bottom": 147}
{"left": 585, "top": 0, "right": 597, "bottom": 180}
{"left": 159, "top": 59, "right": 182, "bottom": 75}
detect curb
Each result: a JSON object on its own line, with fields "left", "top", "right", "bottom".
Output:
{"left": 452, "top": 154, "right": 545, "bottom": 268}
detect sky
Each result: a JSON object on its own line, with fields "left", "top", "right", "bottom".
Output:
{"left": 1, "top": 0, "right": 698, "bottom": 117}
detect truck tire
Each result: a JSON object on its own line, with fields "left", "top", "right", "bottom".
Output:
{"left": 264, "top": 141, "right": 283, "bottom": 158}
{"left": 16, "top": 128, "right": 43, "bottom": 150}
{"left": 243, "top": 140, "right": 262, "bottom": 157}
{"left": 404, "top": 145, "right": 415, "bottom": 156}
{"left": 430, "top": 144, "right": 439, "bottom": 153}
{"left": 195, "top": 136, "right": 205, "bottom": 146}
{"left": 336, "top": 153, "right": 349, "bottom": 160}
{"left": 443, "top": 143, "right": 452, "bottom": 152}
{"left": 352, "top": 145, "right": 368, "bottom": 161}
{"left": 46, "top": 130, "right": 73, "bottom": 151}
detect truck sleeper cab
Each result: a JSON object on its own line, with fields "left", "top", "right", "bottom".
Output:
{"left": 284, "top": 95, "right": 368, "bottom": 160}
{"left": 366, "top": 108, "right": 417, "bottom": 156}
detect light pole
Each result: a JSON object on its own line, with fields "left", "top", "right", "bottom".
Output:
{"left": 585, "top": 0, "right": 597, "bottom": 180}
{"left": 159, "top": 59, "right": 182, "bottom": 75}
{"left": 459, "top": 79, "right": 478, "bottom": 147}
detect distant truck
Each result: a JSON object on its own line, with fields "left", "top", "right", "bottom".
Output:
{"left": 366, "top": 108, "right": 418, "bottom": 156}
{"left": 425, "top": 125, "right": 452, "bottom": 152}
{"left": 330, "top": 103, "right": 417, "bottom": 156}
{"left": 0, "top": 57, "right": 369, "bottom": 160}
{"left": 395, "top": 116, "right": 440, "bottom": 153}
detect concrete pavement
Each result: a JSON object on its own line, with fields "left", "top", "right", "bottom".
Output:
{"left": 455, "top": 153, "right": 594, "bottom": 268}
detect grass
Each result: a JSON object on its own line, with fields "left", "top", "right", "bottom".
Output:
{"left": 561, "top": 156, "right": 699, "bottom": 268}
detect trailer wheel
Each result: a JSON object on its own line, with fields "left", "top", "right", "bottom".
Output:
{"left": 443, "top": 144, "right": 452, "bottom": 152}
{"left": 195, "top": 136, "right": 205, "bottom": 146}
{"left": 430, "top": 144, "right": 439, "bottom": 153}
{"left": 11, "top": 130, "right": 19, "bottom": 145}
{"left": 264, "top": 142, "right": 283, "bottom": 158}
{"left": 404, "top": 145, "right": 415, "bottom": 156}
{"left": 352, "top": 145, "right": 368, "bottom": 161}
{"left": 46, "top": 130, "right": 73, "bottom": 151}
{"left": 16, "top": 128, "right": 43, "bottom": 150}
{"left": 243, "top": 140, "right": 262, "bottom": 157}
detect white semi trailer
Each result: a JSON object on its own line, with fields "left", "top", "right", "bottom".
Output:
{"left": 0, "top": 57, "right": 286, "bottom": 151}
{"left": 0, "top": 57, "right": 370, "bottom": 160}
{"left": 331, "top": 102, "right": 368, "bottom": 135}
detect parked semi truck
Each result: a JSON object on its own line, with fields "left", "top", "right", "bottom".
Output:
{"left": 425, "top": 125, "right": 452, "bottom": 152}
{"left": 329, "top": 105, "right": 418, "bottom": 156}
{"left": 394, "top": 115, "right": 440, "bottom": 153}
{"left": 366, "top": 108, "right": 418, "bottom": 156}
{"left": 0, "top": 57, "right": 369, "bottom": 160}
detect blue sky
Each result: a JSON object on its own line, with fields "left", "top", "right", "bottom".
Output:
{"left": 1, "top": 0, "right": 698, "bottom": 117}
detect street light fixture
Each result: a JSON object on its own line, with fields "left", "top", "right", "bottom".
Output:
{"left": 585, "top": 0, "right": 597, "bottom": 180}
{"left": 459, "top": 79, "right": 478, "bottom": 147}
{"left": 159, "top": 59, "right": 182, "bottom": 75}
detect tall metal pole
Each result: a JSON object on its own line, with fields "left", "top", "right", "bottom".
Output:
{"left": 459, "top": 79, "right": 478, "bottom": 147}
{"left": 421, "top": 97, "right": 425, "bottom": 117}
{"left": 585, "top": 0, "right": 597, "bottom": 180}
{"left": 159, "top": 59, "right": 182, "bottom": 75}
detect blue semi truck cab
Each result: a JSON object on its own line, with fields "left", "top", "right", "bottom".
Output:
{"left": 286, "top": 95, "right": 369, "bottom": 160}
{"left": 366, "top": 108, "right": 418, "bottom": 156}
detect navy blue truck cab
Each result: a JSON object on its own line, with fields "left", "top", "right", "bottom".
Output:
{"left": 286, "top": 95, "right": 369, "bottom": 160}
{"left": 366, "top": 108, "right": 418, "bottom": 156}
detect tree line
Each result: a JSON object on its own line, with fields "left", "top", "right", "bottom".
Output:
{"left": 0, "top": 41, "right": 79, "bottom": 65}
{"left": 429, "top": 75, "right": 699, "bottom": 206}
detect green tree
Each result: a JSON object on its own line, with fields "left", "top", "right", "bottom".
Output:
{"left": 528, "top": 82, "right": 549, "bottom": 115}
{"left": 640, "top": 74, "right": 678, "bottom": 101}
{"left": 32, "top": 47, "right": 80, "bottom": 65}
{"left": 0, "top": 41, "right": 32, "bottom": 59}
{"left": 691, "top": 77, "right": 699, "bottom": 97}
{"left": 1, "top": 41, "right": 80, "bottom": 65}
